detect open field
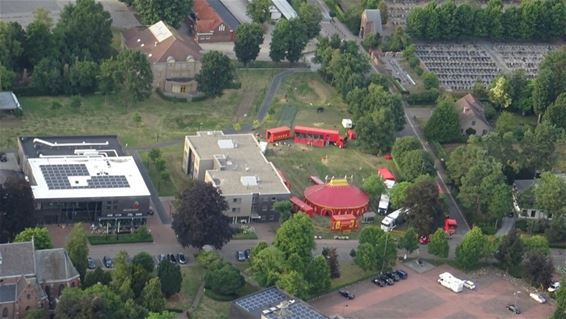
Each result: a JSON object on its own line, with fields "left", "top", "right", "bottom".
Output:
{"left": 140, "top": 144, "right": 188, "bottom": 196}
{"left": 167, "top": 265, "right": 206, "bottom": 311}
{"left": 0, "top": 69, "right": 275, "bottom": 150}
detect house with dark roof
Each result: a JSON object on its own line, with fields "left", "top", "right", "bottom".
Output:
{"left": 190, "top": 0, "right": 240, "bottom": 43}
{"left": 123, "top": 21, "right": 203, "bottom": 97}
{"left": 0, "top": 241, "right": 79, "bottom": 318}
{"left": 512, "top": 174, "right": 566, "bottom": 220}
{"left": 231, "top": 287, "right": 328, "bottom": 319}
{"left": 455, "top": 94, "right": 492, "bottom": 136}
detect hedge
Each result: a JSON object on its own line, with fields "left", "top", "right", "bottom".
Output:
{"left": 88, "top": 227, "right": 153, "bottom": 245}
{"left": 406, "top": 89, "right": 439, "bottom": 105}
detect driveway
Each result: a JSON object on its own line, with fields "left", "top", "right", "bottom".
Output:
{"left": 0, "top": 0, "right": 140, "bottom": 29}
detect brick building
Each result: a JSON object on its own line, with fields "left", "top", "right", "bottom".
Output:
{"left": 190, "top": 0, "right": 240, "bottom": 43}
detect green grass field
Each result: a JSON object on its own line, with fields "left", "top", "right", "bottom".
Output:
{"left": 0, "top": 69, "right": 275, "bottom": 150}
{"left": 167, "top": 265, "right": 206, "bottom": 311}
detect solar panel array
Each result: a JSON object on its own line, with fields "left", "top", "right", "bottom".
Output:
{"left": 235, "top": 288, "right": 287, "bottom": 312}
{"left": 266, "top": 303, "right": 329, "bottom": 319}
{"left": 40, "top": 164, "right": 130, "bottom": 190}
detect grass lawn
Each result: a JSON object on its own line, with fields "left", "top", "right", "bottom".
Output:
{"left": 261, "top": 72, "right": 396, "bottom": 195}
{"left": 140, "top": 150, "right": 177, "bottom": 197}
{"left": 193, "top": 283, "right": 258, "bottom": 319}
{"left": 139, "top": 143, "right": 189, "bottom": 196}
{"left": 167, "top": 265, "right": 207, "bottom": 311}
{"left": 0, "top": 69, "right": 275, "bottom": 150}
{"left": 329, "top": 261, "right": 373, "bottom": 290}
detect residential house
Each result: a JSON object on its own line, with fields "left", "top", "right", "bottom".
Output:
{"left": 360, "top": 9, "right": 383, "bottom": 39}
{"left": 455, "top": 93, "right": 492, "bottom": 136}
{"left": 512, "top": 175, "right": 566, "bottom": 220}
{"left": 123, "top": 21, "right": 203, "bottom": 97}
{"left": 190, "top": 0, "right": 240, "bottom": 43}
{"left": 0, "top": 241, "right": 80, "bottom": 318}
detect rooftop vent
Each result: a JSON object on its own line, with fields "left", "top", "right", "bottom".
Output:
{"left": 218, "top": 139, "right": 235, "bottom": 149}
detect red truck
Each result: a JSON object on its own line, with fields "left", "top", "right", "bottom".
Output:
{"left": 444, "top": 217, "right": 458, "bottom": 237}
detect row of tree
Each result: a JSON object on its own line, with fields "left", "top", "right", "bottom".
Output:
{"left": 249, "top": 214, "right": 331, "bottom": 299}
{"left": 119, "top": 0, "right": 192, "bottom": 28}
{"left": 315, "top": 35, "right": 406, "bottom": 153}
{"left": 57, "top": 224, "right": 182, "bottom": 318}
{"left": 407, "top": 0, "right": 566, "bottom": 41}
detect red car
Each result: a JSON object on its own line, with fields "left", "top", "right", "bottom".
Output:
{"left": 419, "top": 234, "right": 430, "bottom": 245}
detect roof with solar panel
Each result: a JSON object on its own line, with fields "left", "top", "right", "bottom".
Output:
{"left": 232, "top": 287, "right": 328, "bottom": 319}
{"left": 18, "top": 136, "right": 150, "bottom": 199}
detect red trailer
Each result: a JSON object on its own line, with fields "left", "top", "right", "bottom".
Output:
{"left": 289, "top": 196, "right": 314, "bottom": 217}
{"left": 293, "top": 126, "right": 345, "bottom": 148}
{"left": 444, "top": 217, "right": 458, "bottom": 237}
{"left": 330, "top": 214, "right": 358, "bottom": 232}
{"left": 266, "top": 126, "right": 291, "bottom": 143}
{"left": 347, "top": 129, "right": 356, "bottom": 140}
{"left": 377, "top": 167, "right": 396, "bottom": 181}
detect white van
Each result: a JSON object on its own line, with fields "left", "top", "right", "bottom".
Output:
{"left": 380, "top": 208, "right": 407, "bottom": 232}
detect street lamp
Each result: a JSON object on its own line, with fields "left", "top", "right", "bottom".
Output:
{"left": 514, "top": 290, "right": 521, "bottom": 310}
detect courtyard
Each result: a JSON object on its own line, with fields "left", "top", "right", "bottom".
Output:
{"left": 312, "top": 263, "right": 555, "bottom": 319}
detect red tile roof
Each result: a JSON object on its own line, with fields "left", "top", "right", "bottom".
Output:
{"left": 193, "top": 0, "right": 223, "bottom": 33}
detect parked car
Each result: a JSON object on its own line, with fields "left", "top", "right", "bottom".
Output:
{"left": 506, "top": 304, "right": 521, "bottom": 314}
{"left": 379, "top": 274, "right": 394, "bottom": 286}
{"left": 236, "top": 250, "right": 247, "bottom": 262}
{"left": 529, "top": 292, "right": 547, "bottom": 304}
{"left": 158, "top": 254, "right": 167, "bottom": 263}
{"left": 395, "top": 270, "right": 408, "bottom": 280}
{"left": 372, "top": 277, "right": 386, "bottom": 287}
{"left": 244, "top": 249, "right": 251, "bottom": 259}
{"left": 177, "top": 253, "right": 187, "bottom": 264}
{"left": 169, "top": 254, "right": 177, "bottom": 263}
{"left": 103, "top": 256, "right": 112, "bottom": 268}
{"left": 548, "top": 282, "right": 560, "bottom": 293}
{"left": 338, "top": 289, "right": 355, "bottom": 299}
{"left": 463, "top": 280, "right": 476, "bottom": 290}
{"left": 87, "top": 257, "right": 96, "bottom": 270}
{"left": 385, "top": 272, "right": 401, "bottom": 282}
{"left": 419, "top": 235, "right": 430, "bottom": 245}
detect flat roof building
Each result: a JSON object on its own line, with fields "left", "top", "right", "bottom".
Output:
{"left": 183, "top": 131, "right": 290, "bottom": 223}
{"left": 17, "top": 136, "right": 151, "bottom": 224}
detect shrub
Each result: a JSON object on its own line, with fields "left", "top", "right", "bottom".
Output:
{"left": 407, "top": 89, "right": 439, "bottom": 105}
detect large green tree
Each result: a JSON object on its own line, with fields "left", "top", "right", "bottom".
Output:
{"left": 534, "top": 172, "right": 566, "bottom": 216}
{"left": 68, "top": 60, "right": 99, "bottom": 95}
{"left": 247, "top": 0, "right": 270, "bottom": 24}
{"left": 83, "top": 267, "right": 112, "bottom": 288}
{"left": 234, "top": 23, "right": 264, "bottom": 65}
{"left": 0, "top": 21, "right": 25, "bottom": 70}
{"left": 521, "top": 121, "right": 560, "bottom": 172}
{"left": 553, "top": 276, "right": 566, "bottom": 319}
{"left": 65, "top": 223, "right": 89, "bottom": 280}
{"left": 157, "top": 260, "right": 182, "bottom": 297}
{"left": 172, "top": 181, "right": 232, "bottom": 249}
{"left": 204, "top": 263, "right": 245, "bottom": 296}
{"left": 0, "top": 175, "right": 36, "bottom": 244}
{"left": 102, "top": 50, "right": 153, "bottom": 107}
{"left": 196, "top": 51, "right": 235, "bottom": 97}
{"left": 533, "top": 47, "right": 566, "bottom": 120}
{"left": 249, "top": 246, "right": 285, "bottom": 286}
{"left": 273, "top": 213, "right": 315, "bottom": 265}
{"left": 398, "top": 149, "right": 435, "bottom": 181}
{"left": 428, "top": 228, "right": 449, "bottom": 258}
{"left": 354, "top": 226, "right": 397, "bottom": 272}
{"left": 522, "top": 250, "right": 554, "bottom": 288}
{"left": 455, "top": 226, "right": 490, "bottom": 270}
{"left": 390, "top": 181, "right": 411, "bottom": 209}
{"left": 494, "top": 228, "right": 524, "bottom": 275}
{"left": 361, "top": 174, "right": 386, "bottom": 208}
{"left": 398, "top": 227, "right": 419, "bottom": 255}
{"left": 424, "top": 97, "right": 461, "bottom": 143}
{"left": 111, "top": 251, "right": 134, "bottom": 300}
{"left": 403, "top": 179, "right": 444, "bottom": 235}
{"left": 392, "top": 136, "right": 420, "bottom": 163}
{"left": 544, "top": 92, "right": 566, "bottom": 130}
{"left": 31, "top": 57, "right": 63, "bottom": 95}
{"left": 305, "top": 256, "right": 331, "bottom": 295}
{"left": 14, "top": 227, "right": 52, "bottom": 249}
{"left": 276, "top": 270, "right": 308, "bottom": 299}
{"left": 24, "top": 10, "right": 56, "bottom": 67}
{"left": 270, "top": 19, "right": 308, "bottom": 63}
{"left": 54, "top": 0, "right": 113, "bottom": 63}
{"left": 298, "top": 3, "right": 322, "bottom": 39}
{"left": 133, "top": 0, "right": 192, "bottom": 28}
{"left": 141, "top": 277, "right": 166, "bottom": 313}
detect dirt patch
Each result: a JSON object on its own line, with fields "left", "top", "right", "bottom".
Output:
{"left": 234, "top": 89, "right": 257, "bottom": 120}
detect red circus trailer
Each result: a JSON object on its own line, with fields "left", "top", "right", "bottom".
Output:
{"left": 444, "top": 217, "right": 458, "bottom": 237}
{"left": 266, "top": 126, "right": 291, "bottom": 143}
{"left": 377, "top": 167, "right": 396, "bottom": 181}
{"left": 289, "top": 196, "right": 314, "bottom": 217}
{"left": 330, "top": 214, "right": 359, "bottom": 231}
{"left": 293, "top": 126, "right": 345, "bottom": 148}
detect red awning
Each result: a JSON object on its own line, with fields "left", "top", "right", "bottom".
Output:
{"left": 266, "top": 126, "right": 291, "bottom": 135}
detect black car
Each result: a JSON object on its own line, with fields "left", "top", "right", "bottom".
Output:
{"left": 338, "top": 289, "right": 355, "bottom": 299}
{"left": 506, "top": 304, "right": 521, "bottom": 314}
{"left": 177, "top": 253, "right": 187, "bottom": 264}
{"left": 379, "top": 274, "right": 394, "bottom": 286}
{"left": 244, "top": 249, "right": 251, "bottom": 259}
{"left": 169, "top": 254, "right": 177, "bottom": 263}
{"left": 87, "top": 257, "right": 96, "bottom": 270}
{"left": 158, "top": 254, "right": 167, "bottom": 263}
{"left": 236, "top": 250, "right": 247, "bottom": 262}
{"left": 385, "top": 272, "right": 401, "bottom": 282}
{"left": 372, "top": 277, "right": 386, "bottom": 287}
{"left": 103, "top": 256, "right": 112, "bottom": 268}
{"left": 395, "top": 270, "right": 408, "bottom": 280}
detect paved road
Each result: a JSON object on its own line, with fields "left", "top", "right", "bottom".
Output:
{"left": 255, "top": 68, "right": 309, "bottom": 121}
{"left": 495, "top": 216, "right": 516, "bottom": 237}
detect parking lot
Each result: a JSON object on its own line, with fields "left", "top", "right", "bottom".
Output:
{"left": 311, "top": 264, "right": 555, "bottom": 319}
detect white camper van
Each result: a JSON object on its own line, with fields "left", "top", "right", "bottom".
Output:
{"left": 437, "top": 272, "right": 464, "bottom": 293}
{"left": 380, "top": 208, "right": 407, "bottom": 232}
{"left": 377, "top": 180, "right": 396, "bottom": 215}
